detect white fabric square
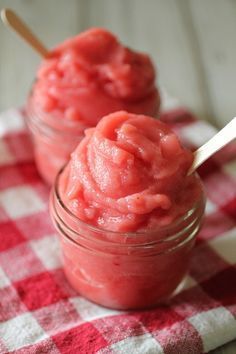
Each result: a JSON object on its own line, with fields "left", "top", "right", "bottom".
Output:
{"left": 0, "top": 266, "right": 10, "bottom": 288}
{"left": 0, "top": 312, "right": 47, "bottom": 351}
{"left": 0, "top": 186, "right": 45, "bottom": 219}
{"left": 180, "top": 121, "right": 217, "bottom": 147}
{"left": 209, "top": 228, "right": 236, "bottom": 264}
{"left": 203, "top": 172, "right": 235, "bottom": 207}
{"left": 188, "top": 307, "right": 236, "bottom": 352}
{"left": 205, "top": 199, "right": 217, "bottom": 215}
{"left": 107, "top": 333, "right": 164, "bottom": 354}
{"left": 0, "top": 109, "right": 25, "bottom": 136}
{"left": 0, "top": 140, "right": 15, "bottom": 165}
{"left": 30, "top": 235, "right": 61, "bottom": 270}
{"left": 70, "top": 296, "right": 121, "bottom": 321}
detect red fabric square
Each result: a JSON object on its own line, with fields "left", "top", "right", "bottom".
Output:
{"left": 134, "top": 306, "right": 183, "bottom": 332}
{"left": 190, "top": 242, "right": 228, "bottom": 282}
{"left": 15, "top": 271, "right": 68, "bottom": 311}
{"left": 17, "top": 161, "right": 41, "bottom": 184}
{"left": 201, "top": 266, "right": 236, "bottom": 307}
{"left": 34, "top": 299, "right": 80, "bottom": 335}
{"left": 222, "top": 197, "right": 236, "bottom": 221}
{"left": 53, "top": 322, "right": 108, "bottom": 354}
{"left": 154, "top": 320, "right": 203, "bottom": 354}
{"left": 0, "top": 165, "right": 24, "bottom": 190}
{"left": 197, "top": 158, "right": 220, "bottom": 179}
{"left": 0, "top": 286, "right": 26, "bottom": 321}
{"left": 170, "top": 285, "right": 220, "bottom": 318}
{"left": 213, "top": 142, "right": 236, "bottom": 165}
{"left": 4, "top": 131, "right": 33, "bottom": 162}
{"left": 16, "top": 211, "right": 55, "bottom": 240}
{"left": 51, "top": 269, "right": 78, "bottom": 298}
{"left": 0, "top": 220, "right": 26, "bottom": 251}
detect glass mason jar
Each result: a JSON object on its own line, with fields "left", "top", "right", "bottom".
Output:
{"left": 50, "top": 168, "right": 205, "bottom": 310}
{"left": 25, "top": 88, "right": 160, "bottom": 186}
{"left": 25, "top": 96, "right": 87, "bottom": 185}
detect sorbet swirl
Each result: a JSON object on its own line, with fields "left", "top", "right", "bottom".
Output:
{"left": 29, "top": 28, "right": 160, "bottom": 127}
{"left": 60, "top": 111, "right": 202, "bottom": 232}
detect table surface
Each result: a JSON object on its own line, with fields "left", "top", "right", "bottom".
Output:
{"left": 0, "top": 1, "right": 235, "bottom": 352}
{"left": 1, "top": 0, "right": 236, "bottom": 129}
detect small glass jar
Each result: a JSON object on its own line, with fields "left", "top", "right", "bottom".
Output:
{"left": 50, "top": 168, "right": 205, "bottom": 310}
{"left": 25, "top": 97, "right": 86, "bottom": 185}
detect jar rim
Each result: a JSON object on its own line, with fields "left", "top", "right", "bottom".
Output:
{"left": 53, "top": 164, "right": 205, "bottom": 239}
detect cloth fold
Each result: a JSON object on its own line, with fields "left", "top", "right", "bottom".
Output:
{"left": 0, "top": 107, "right": 235, "bottom": 354}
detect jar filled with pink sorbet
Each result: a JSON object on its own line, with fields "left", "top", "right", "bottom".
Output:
{"left": 50, "top": 111, "right": 205, "bottom": 310}
{"left": 26, "top": 28, "right": 160, "bottom": 184}
{"left": 50, "top": 169, "right": 205, "bottom": 310}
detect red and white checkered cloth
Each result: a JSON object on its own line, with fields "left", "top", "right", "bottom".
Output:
{"left": 0, "top": 106, "right": 236, "bottom": 354}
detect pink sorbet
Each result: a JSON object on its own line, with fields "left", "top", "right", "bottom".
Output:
{"left": 29, "top": 28, "right": 160, "bottom": 127}
{"left": 59, "top": 111, "right": 202, "bottom": 232}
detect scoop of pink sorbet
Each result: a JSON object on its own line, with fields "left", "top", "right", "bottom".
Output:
{"left": 59, "top": 111, "right": 202, "bottom": 232}
{"left": 30, "top": 28, "right": 160, "bottom": 126}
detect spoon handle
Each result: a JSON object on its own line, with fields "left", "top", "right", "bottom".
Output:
{"left": 188, "top": 117, "right": 236, "bottom": 175}
{"left": 1, "top": 8, "right": 48, "bottom": 58}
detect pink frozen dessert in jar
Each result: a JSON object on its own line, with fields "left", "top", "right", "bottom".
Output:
{"left": 50, "top": 111, "right": 205, "bottom": 310}
{"left": 26, "top": 28, "right": 160, "bottom": 184}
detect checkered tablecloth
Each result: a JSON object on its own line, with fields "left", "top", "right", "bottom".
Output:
{"left": 0, "top": 106, "right": 236, "bottom": 354}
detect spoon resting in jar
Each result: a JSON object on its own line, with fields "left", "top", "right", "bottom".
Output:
{"left": 188, "top": 117, "right": 236, "bottom": 175}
